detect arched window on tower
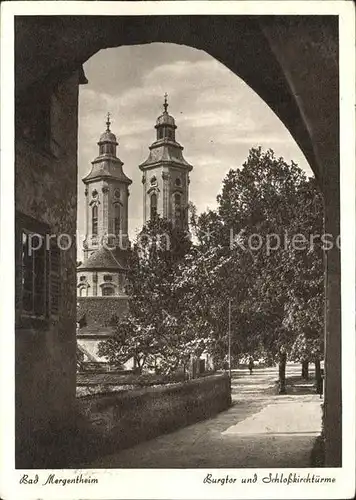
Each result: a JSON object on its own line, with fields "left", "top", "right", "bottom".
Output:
{"left": 114, "top": 203, "right": 121, "bottom": 235}
{"left": 102, "top": 286, "right": 114, "bottom": 296}
{"left": 150, "top": 193, "right": 158, "bottom": 220}
{"left": 92, "top": 205, "right": 98, "bottom": 236}
{"left": 174, "top": 193, "right": 182, "bottom": 224}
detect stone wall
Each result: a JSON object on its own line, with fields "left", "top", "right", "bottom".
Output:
{"left": 71, "top": 374, "right": 231, "bottom": 467}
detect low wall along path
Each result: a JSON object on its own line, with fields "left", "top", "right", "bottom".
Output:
{"left": 75, "top": 373, "right": 231, "bottom": 466}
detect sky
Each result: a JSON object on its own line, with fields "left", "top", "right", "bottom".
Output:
{"left": 77, "top": 43, "right": 312, "bottom": 252}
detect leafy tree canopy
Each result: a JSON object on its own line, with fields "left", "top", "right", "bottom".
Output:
{"left": 99, "top": 147, "right": 325, "bottom": 373}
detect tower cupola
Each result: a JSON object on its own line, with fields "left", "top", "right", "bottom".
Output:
{"left": 155, "top": 93, "right": 177, "bottom": 141}
{"left": 98, "top": 112, "right": 118, "bottom": 157}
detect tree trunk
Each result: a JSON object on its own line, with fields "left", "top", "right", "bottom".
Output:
{"left": 188, "top": 355, "right": 196, "bottom": 380}
{"left": 279, "top": 350, "right": 287, "bottom": 394}
{"left": 315, "top": 359, "right": 322, "bottom": 395}
{"left": 134, "top": 355, "right": 143, "bottom": 374}
{"left": 301, "top": 360, "right": 309, "bottom": 379}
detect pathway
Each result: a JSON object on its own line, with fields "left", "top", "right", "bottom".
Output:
{"left": 88, "top": 363, "right": 322, "bottom": 468}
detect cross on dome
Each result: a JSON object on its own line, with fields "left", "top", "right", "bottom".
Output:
{"left": 163, "top": 93, "right": 168, "bottom": 113}
{"left": 106, "top": 112, "right": 111, "bottom": 131}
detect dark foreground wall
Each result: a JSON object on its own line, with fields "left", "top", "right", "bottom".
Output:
{"left": 15, "top": 71, "right": 81, "bottom": 469}
{"left": 28, "top": 374, "right": 231, "bottom": 468}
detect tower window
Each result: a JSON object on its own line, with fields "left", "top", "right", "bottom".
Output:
{"left": 150, "top": 193, "right": 158, "bottom": 220}
{"left": 100, "top": 142, "right": 115, "bottom": 156}
{"left": 92, "top": 205, "right": 98, "bottom": 236}
{"left": 174, "top": 193, "right": 182, "bottom": 223}
{"left": 158, "top": 128, "right": 163, "bottom": 140}
{"left": 103, "top": 274, "right": 113, "bottom": 282}
{"left": 80, "top": 275, "right": 86, "bottom": 282}
{"left": 102, "top": 286, "right": 114, "bottom": 296}
{"left": 175, "top": 177, "right": 181, "bottom": 187}
{"left": 114, "top": 204, "right": 121, "bottom": 234}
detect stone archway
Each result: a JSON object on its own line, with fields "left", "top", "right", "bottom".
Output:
{"left": 15, "top": 15, "right": 340, "bottom": 466}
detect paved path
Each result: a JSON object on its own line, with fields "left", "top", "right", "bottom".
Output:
{"left": 89, "top": 364, "right": 322, "bottom": 468}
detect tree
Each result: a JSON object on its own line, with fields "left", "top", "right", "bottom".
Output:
{"left": 98, "top": 215, "right": 206, "bottom": 374}
{"left": 97, "top": 315, "right": 159, "bottom": 373}
{"left": 182, "top": 147, "right": 324, "bottom": 389}
{"left": 282, "top": 177, "right": 325, "bottom": 383}
{"left": 100, "top": 147, "right": 324, "bottom": 387}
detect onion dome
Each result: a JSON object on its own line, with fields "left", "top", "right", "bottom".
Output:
{"left": 99, "top": 129, "right": 118, "bottom": 144}
{"left": 156, "top": 113, "right": 176, "bottom": 127}
{"left": 156, "top": 105, "right": 176, "bottom": 127}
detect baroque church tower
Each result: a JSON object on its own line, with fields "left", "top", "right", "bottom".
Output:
{"left": 77, "top": 115, "right": 132, "bottom": 299}
{"left": 139, "top": 95, "right": 193, "bottom": 230}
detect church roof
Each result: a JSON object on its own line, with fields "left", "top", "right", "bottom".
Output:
{"left": 79, "top": 247, "right": 128, "bottom": 271}
{"left": 82, "top": 157, "right": 132, "bottom": 184}
{"left": 139, "top": 140, "right": 193, "bottom": 171}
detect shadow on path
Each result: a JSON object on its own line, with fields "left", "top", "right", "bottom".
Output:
{"left": 88, "top": 364, "right": 322, "bottom": 468}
